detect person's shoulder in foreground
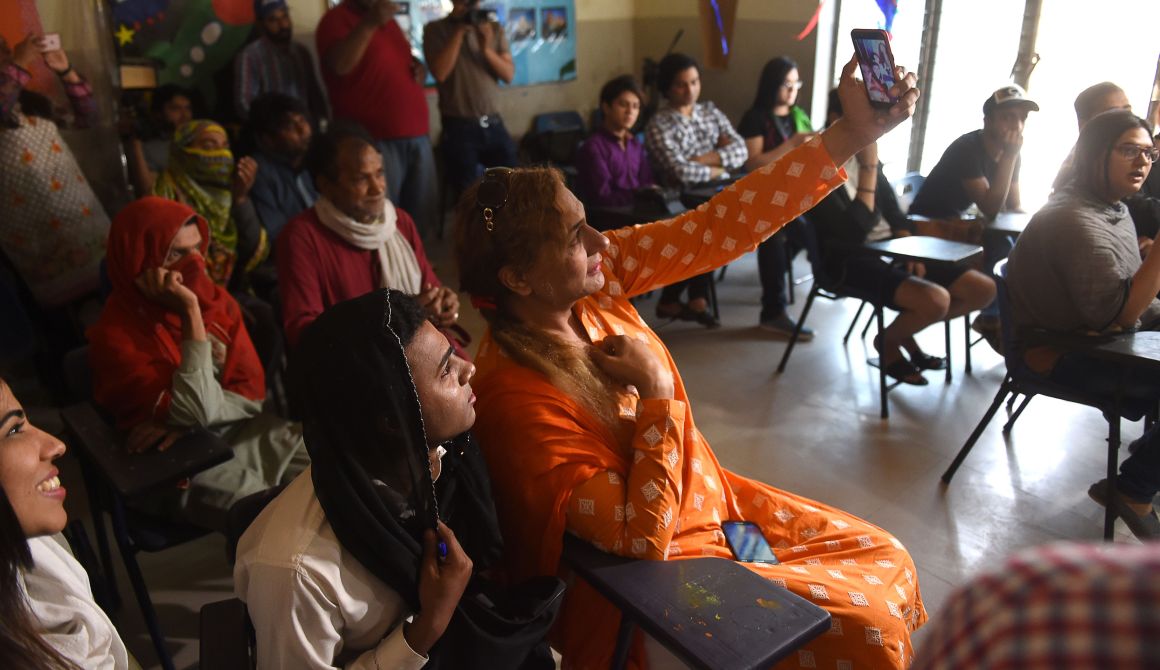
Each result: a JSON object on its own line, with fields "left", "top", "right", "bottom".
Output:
{"left": 911, "top": 541, "right": 1160, "bottom": 670}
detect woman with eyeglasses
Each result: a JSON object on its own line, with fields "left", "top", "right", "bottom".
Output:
{"left": 738, "top": 56, "right": 826, "bottom": 338}
{"left": 739, "top": 56, "right": 815, "bottom": 173}
{"left": 0, "top": 377, "right": 131, "bottom": 669}
{"left": 1007, "top": 109, "right": 1160, "bottom": 541}
{"left": 455, "top": 59, "right": 927, "bottom": 669}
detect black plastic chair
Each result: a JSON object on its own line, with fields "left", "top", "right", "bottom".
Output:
{"left": 200, "top": 598, "right": 254, "bottom": 670}
{"left": 521, "top": 111, "right": 587, "bottom": 188}
{"left": 941, "top": 261, "right": 1150, "bottom": 540}
{"left": 560, "top": 534, "right": 831, "bottom": 670}
{"left": 61, "top": 401, "right": 232, "bottom": 670}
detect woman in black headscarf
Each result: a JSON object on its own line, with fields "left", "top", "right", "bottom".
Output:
{"left": 235, "top": 290, "right": 558, "bottom": 669}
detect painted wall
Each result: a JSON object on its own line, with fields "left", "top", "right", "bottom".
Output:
{"left": 633, "top": 0, "right": 824, "bottom": 127}
{"left": 287, "top": 0, "right": 635, "bottom": 136}
{"left": 38, "top": 0, "right": 827, "bottom": 137}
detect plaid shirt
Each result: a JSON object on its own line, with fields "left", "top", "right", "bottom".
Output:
{"left": 644, "top": 100, "right": 747, "bottom": 187}
{"left": 912, "top": 542, "right": 1160, "bottom": 669}
{"left": 234, "top": 38, "right": 329, "bottom": 121}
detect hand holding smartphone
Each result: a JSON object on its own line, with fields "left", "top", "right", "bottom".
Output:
{"left": 850, "top": 29, "right": 898, "bottom": 108}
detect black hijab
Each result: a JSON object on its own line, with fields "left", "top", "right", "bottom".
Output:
{"left": 291, "top": 289, "right": 504, "bottom": 612}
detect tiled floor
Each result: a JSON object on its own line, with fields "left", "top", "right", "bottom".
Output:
{"left": 26, "top": 242, "right": 1142, "bottom": 668}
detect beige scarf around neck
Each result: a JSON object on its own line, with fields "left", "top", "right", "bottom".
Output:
{"left": 314, "top": 196, "right": 423, "bottom": 294}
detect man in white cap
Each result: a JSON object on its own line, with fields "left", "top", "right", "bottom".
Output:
{"left": 909, "top": 84, "right": 1039, "bottom": 349}
{"left": 910, "top": 84, "right": 1039, "bottom": 220}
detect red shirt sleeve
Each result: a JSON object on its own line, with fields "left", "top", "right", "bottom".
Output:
{"left": 314, "top": 9, "right": 347, "bottom": 66}
{"left": 277, "top": 214, "right": 327, "bottom": 349}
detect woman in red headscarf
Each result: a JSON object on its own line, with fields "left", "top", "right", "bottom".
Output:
{"left": 87, "top": 196, "right": 308, "bottom": 532}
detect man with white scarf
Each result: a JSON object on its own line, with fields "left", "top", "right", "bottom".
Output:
{"left": 277, "top": 123, "right": 463, "bottom": 353}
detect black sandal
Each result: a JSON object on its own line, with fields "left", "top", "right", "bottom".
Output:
{"left": 909, "top": 351, "right": 947, "bottom": 371}
{"left": 884, "top": 359, "right": 929, "bottom": 386}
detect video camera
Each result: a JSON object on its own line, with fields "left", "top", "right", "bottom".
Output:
{"left": 458, "top": 0, "right": 497, "bottom": 25}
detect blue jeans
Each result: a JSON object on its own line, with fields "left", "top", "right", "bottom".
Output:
{"left": 378, "top": 135, "right": 439, "bottom": 239}
{"left": 441, "top": 115, "right": 518, "bottom": 192}
{"left": 1051, "top": 353, "right": 1160, "bottom": 501}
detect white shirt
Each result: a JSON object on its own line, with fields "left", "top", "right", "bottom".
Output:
{"left": 234, "top": 468, "right": 427, "bottom": 669}
{"left": 21, "top": 534, "right": 131, "bottom": 670}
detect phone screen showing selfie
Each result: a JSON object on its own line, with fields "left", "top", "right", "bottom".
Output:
{"left": 853, "top": 35, "right": 897, "bottom": 105}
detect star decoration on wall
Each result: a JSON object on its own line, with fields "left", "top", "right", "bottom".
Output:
{"left": 115, "top": 24, "right": 136, "bottom": 47}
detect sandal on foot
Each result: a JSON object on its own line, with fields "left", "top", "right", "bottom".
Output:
{"left": 883, "top": 359, "right": 928, "bottom": 386}
{"left": 909, "top": 351, "right": 947, "bottom": 371}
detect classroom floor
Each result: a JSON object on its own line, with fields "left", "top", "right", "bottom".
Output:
{"left": 20, "top": 238, "right": 1141, "bottom": 669}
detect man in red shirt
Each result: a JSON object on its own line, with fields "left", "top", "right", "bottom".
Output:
{"left": 276, "top": 123, "right": 463, "bottom": 357}
{"left": 316, "top": 0, "right": 438, "bottom": 239}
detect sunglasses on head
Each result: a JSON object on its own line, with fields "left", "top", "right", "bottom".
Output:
{"left": 477, "top": 167, "right": 514, "bottom": 232}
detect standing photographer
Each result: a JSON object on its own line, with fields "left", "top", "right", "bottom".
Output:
{"left": 423, "top": 0, "right": 517, "bottom": 192}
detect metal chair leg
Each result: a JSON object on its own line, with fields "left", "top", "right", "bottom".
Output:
{"left": 877, "top": 303, "right": 889, "bottom": 419}
{"left": 707, "top": 272, "right": 720, "bottom": 321}
{"left": 843, "top": 301, "right": 867, "bottom": 345}
{"left": 1105, "top": 413, "right": 1121, "bottom": 541}
{"left": 79, "top": 460, "right": 120, "bottom": 611}
{"left": 786, "top": 245, "right": 795, "bottom": 305}
{"left": 776, "top": 283, "right": 820, "bottom": 374}
{"left": 860, "top": 311, "right": 875, "bottom": 340}
{"left": 944, "top": 319, "right": 953, "bottom": 384}
{"left": 610, "top": 616, "right": 637, "bottom": 670}
{"left": 943, "top": 379, "right": 1013, "bottom": 483}
{"left": 110, "top": 500, "right": 175, "bottom": 670}
{"left": 1002, "top": 394, "right": 1034, "bottom": 433}
{"left": 963, "top": 314, "right": 973, "bottom": 375}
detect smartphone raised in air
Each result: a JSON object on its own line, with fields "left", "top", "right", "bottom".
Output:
{"left": 850, "top": 28, "right": 898, "bottom": 108}
{"left": 722, "top": 520, "right": 780, "bottom": 564}
{"left": 39, "top": 33, "right": 61, "bottom": 53}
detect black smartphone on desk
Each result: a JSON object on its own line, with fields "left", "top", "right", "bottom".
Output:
{"left": 851, "top": 28, "right": 898, "bottom": 108}
{"left": 722, "top": 520, "right": 780, "bottom": 564}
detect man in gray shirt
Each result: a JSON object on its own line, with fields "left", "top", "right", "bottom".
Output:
{"left": 423, "top": 0, "right": 517, "bottom": 191}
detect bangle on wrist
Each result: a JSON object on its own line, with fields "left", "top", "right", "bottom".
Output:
{"left": 857, "top": 187, "right": 876, "bottom": 194}
{"left": 857, "top": 161, "right": 878, "bottom": 169}
{"left": 56, "top": 65, "right": 74, "bottom": 78}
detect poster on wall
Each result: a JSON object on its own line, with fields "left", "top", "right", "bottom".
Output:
{"left": 332, "top": 0, "right": 577, "bottom": 86}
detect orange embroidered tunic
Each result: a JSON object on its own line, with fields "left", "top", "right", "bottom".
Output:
{"left": 472, "top": 139, "right": 927, "bottom": 669}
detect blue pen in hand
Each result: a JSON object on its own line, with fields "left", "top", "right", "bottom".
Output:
{"left": 437, "top": 540, "right": 448, "bottom": 561}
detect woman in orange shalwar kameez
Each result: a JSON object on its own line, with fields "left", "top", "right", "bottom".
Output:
{"left": 456, "top": 58, "right": 927, "bottom": 670}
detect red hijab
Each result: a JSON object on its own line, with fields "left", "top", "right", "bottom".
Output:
{"left": 88, "top": 197, "right": 265, "bottom": 429}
